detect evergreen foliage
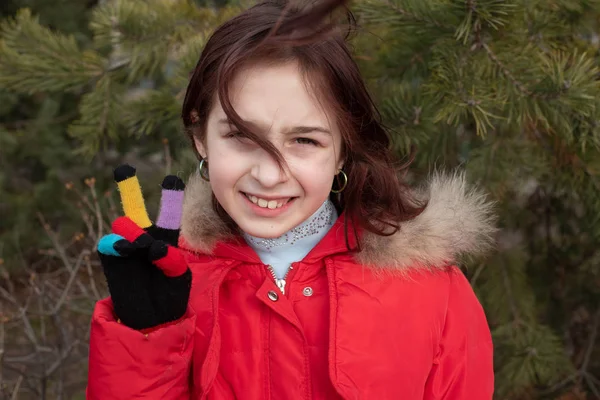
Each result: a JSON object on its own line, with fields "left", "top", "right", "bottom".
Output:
{"left": 1, "top": 0, "right": 599, "bottom": 398}
{"left": 0, "top": 0, "right": 97, "bottom": 281}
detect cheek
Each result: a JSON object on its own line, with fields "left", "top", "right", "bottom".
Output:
{"left": 289, "top": 156, "right": 336, "bottom": 196}
{"left": 204, "top": 152, "right": 244, "bottom": 202}
{"left": 205, "top": 137, "right": 243, "bottom": 178}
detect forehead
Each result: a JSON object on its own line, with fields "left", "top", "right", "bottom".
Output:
{"left": 221, "top": 61, "right": 336, "bottom": 130}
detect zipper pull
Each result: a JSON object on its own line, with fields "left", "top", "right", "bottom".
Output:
{"left": 275, "top": 278, "right": 286, "bottom": 295}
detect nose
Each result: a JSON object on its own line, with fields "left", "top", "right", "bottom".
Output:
{"left": 250, "top": 150, "right": 288, "bottom": 188}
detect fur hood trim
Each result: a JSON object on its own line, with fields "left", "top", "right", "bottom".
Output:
{"left": 180, "top": 172, "right": 496, "bottom": 270}
{"left": 354, "top": 172, "right": 496, "bottom": 272}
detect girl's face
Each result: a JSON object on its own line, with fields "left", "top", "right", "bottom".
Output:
{"left": 196, "top": 62, "right": 343, "bottom": 238}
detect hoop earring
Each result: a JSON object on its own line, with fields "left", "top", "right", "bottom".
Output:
{"left": 331, "top": 170, "right": 347, "bottom": 194}
{"left": 198, "top": 158, "right": 210, "bottom": 182}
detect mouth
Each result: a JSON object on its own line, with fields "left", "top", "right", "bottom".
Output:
{"left": 241, "top": 192, "right": 296, "bottom": 210}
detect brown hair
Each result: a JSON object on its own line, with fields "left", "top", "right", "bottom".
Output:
{"left": 182, "top": 0, "right": 425, "bottom": 239}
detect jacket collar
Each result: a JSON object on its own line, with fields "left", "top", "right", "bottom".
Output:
{"left": 180, "top": 211, "right": 358, "bottom": 265}
{"left": 180, "top": 171, "right": 496, "bottom": 271}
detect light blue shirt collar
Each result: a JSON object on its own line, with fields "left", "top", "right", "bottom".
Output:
{"left": 243, "top": 200, "right": 338, "bottom": 279}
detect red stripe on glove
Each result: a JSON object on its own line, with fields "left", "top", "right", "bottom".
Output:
{"left": 112, "top": 216, "right": 147, "bottom": 243}
{"left": 153, "top": 246, "right": 187, "bottom": 277}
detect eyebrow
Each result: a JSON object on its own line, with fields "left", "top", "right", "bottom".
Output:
{"left": 218, "top": 118, "right": 331, "bottom": 135}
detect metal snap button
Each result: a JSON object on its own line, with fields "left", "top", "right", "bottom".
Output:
{"left": 267, "top": 290, "right": 279, "bottom": 301}
{"left": 303, "top": 287, "right": 313, "bottom": 297}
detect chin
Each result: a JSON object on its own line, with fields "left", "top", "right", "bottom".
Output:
{"left": 237, "top": 221, "right": 290, "bottom": 239}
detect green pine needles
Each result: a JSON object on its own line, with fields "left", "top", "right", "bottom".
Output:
{"left": 0, "top": 0, "right": 237, "bottom": 153}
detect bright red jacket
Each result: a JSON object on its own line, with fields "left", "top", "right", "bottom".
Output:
{"left": 87, "top": 173, "right": 495, "bottom": 399}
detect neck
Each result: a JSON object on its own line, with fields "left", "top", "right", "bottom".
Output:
{"left": 243, "top": 200, "right": 338, "bottom": 279}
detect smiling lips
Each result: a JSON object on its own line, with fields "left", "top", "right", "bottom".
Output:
{"left": 243, "top": 192, "right": 294, "bottom": 209}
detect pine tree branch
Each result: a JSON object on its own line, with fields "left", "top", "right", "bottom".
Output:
{"left": 358, "top": 0, "right": 455, "bottom": 31}
{"left": 0, "top": 9, "right": 105, "bottom": 93}
{"left": 379, "top": 0, "right": 450, "bottom": 29}
{"left": 571, "top": 152, "right": 600, "bottom": 193}
{"left": 541, "top": 373, "right": 577, "bottom": 396}
{"left": 99, "top": 80, "right": 110, "bottom": 136}
{"left": 106, "top": 56, "right": 131, "bottom": 73}
{"left": 531, "top": 128, "right": 600, "bottom": 193}
{"left": 0, "top": 111, "right": 79, "bottom": 130}
{"left": 480, "top": 42, "right": 533, "bottom": 97}
{"left": 544, "top": 308, "right": 600, "bottom": 396}
{"left": 501, "top": 261, "right": 521, "bottom": 324}
{"left": 478, "top": 41, "right": 577, "bottom": 102}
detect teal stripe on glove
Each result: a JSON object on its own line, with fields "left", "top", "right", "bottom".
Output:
{"left": 98, "top": 234, "right": 127, "bottom": 257}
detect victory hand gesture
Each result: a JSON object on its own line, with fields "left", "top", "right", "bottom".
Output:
{"left": 97, "top": 165, "right": 191, "bottom": 331}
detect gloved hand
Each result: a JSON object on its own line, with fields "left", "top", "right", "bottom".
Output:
{"left": 97, "top": 164, "right": 191, "bottom": 331}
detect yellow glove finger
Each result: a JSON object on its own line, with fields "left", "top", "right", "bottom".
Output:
{"left": 113, "top": 164, "right": 152, "bottom": 229}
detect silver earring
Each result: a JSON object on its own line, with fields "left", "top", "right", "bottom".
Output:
{"left": 198, "top": 158, "right": 210, "bottom": 182}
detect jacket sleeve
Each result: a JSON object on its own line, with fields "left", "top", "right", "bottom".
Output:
{"left": 423, "top": 267, "right": 494, "bottom": 400}
{"left": 86, "top": 298, "right": 196, "bottom": 400}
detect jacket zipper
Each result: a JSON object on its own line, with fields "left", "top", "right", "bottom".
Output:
{"left": 266, "top": 265, "right": 293, "bottom": 295}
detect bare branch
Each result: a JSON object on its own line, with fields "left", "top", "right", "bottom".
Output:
{"left": 10, "top": 373, "right": 24, "bottom": 400}
{"left": 51, "top": 252, "right": 86, "bottom": 315}
{"left": 581, "top": 308, "right": 600, "bottom": 373}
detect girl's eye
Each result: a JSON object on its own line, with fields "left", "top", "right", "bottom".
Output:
{"left": 295, "top": 137, "right": 318, "bottom": 146}
{"left": 225, "top": 131, "right": 252, "bottom": 143}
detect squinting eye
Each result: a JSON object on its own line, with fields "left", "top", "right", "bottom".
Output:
{"left": 225, "top": 131, "right": 243, "bottom": 138}
{"left": 295, "top": 137, "right": 318, "bottom": 146}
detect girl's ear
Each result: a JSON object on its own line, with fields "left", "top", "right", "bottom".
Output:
{"left": 194, "top": 137, "right": 207, "bottom": 159}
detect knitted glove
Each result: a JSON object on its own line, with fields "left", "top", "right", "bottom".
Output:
{"left": 97, "top": 164, "right": 191, "bottom": 331}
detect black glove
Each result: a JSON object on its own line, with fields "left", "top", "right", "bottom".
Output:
{"left": 97, "top": 164, "right": 191, "bottom": 331}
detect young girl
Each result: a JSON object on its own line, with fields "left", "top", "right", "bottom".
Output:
{"left": 87, "top": 0, "right": 496, "bottom": 398}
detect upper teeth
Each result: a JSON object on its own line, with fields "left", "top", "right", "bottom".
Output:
{"left": 246, "top": 194, "right": 289, "bottom": 209}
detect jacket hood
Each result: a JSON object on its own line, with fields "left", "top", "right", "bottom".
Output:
{"left": 180, "top": 171, "right": 496, "bottom": 272}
